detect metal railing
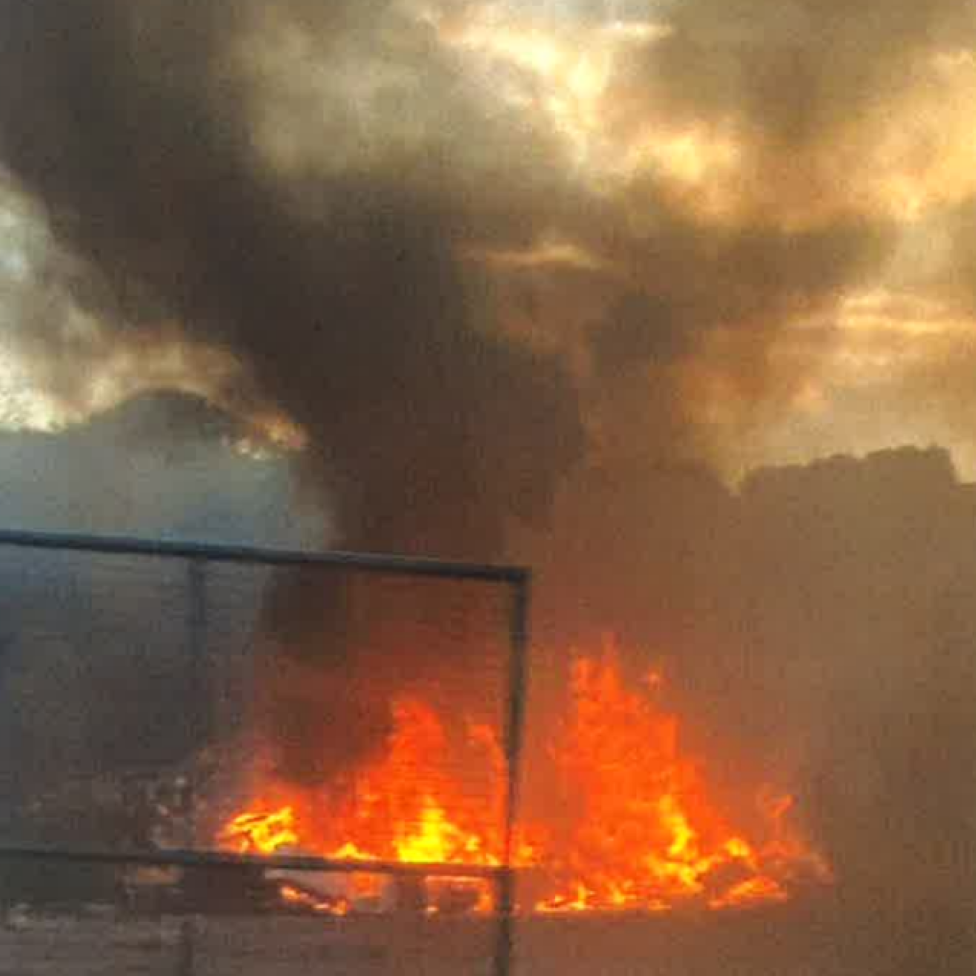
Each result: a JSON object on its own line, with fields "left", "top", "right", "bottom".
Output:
{"left": 0, "top": 529, "right": 531, "bottom": 976}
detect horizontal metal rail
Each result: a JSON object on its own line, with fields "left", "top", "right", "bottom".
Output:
{"left": 0, "top": 529, "right": 528, "bottom": 584}
{"left": 0, "top": 844, "right": 510, "bottom": 880}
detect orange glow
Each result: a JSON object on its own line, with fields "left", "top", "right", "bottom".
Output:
{"left": 709, "top": 876, "right": 789, "bottom": 910}
{"left": 219, "top": 645, "right": 830, "bottom": 916}
{"left": 278, "top": 883, "right": 351, "bottom": 915}
{"left": 534, "top": 653, "right": 829, "bottom": 912}
{"left": 222, "top": 805, "right": 298, "bottom": 854}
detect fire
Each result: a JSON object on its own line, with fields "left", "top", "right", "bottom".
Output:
{"left": 708, "top": 876, "right": 789, "bottom": 910}
{"left": 278, "top": 883, "right": 350, "bottom": 916}
{"left": 220, "top": 645, "right": 830, "bottom": 916}
{"left": 223, "top": 699, "right": 513, "bottom": 868}
{"left": 534, "top": 654, "right": 829, "bottom": 912}
{"left": 223, "top": 806, "right": 298, "bottom": 854}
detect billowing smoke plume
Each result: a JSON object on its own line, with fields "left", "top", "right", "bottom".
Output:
{"left": 3, "top": 1, "right": 976, "bottom": 972}
{"left": 0, "top": 0, "right": 585, "bottom": 559}
{"left": 0, "top": 0, "right": 590, "bottom": 784}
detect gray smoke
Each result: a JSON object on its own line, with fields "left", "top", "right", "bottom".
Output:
{"left": 521, "top": 445, "right": 976, "bottom": 973}
{"left": 0, "top": 393, "right": 324, "bottom": 844}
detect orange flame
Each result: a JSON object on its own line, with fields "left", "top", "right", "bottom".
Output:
{"left": 534, "top": 653, "right": 829, "bottom": 912}
{"left": 223, "top": 805, "right": 298, "bottom": 854}
{"left": 220, "top": 646, "right": 830, "bottom": 915}
{"left": 278, "top": 883, "right": 351, "bottom": 916}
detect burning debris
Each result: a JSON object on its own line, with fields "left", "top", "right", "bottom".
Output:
{"left": 219, "top": 644, "right": 830, "bottom": 918}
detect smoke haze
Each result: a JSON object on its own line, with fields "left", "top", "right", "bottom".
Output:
{"left": 2, "top": 1, "right": 976, "bottom": 971}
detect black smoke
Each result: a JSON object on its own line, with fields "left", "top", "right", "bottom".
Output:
{"left": 0, "top": 0, "right": 583, "bottom": 560}
{"left": 0, "top": 0, "right": 586, "bottom": 784}
{"left": 2, "top": 3, "right": 976, "bottom": 971}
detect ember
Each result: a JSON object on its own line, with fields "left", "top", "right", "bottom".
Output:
{"left": 223, "top": 806, "right": 298, "bottom": 855}
{"left": 221, "top": 644, "right": 830, "bottom": 915}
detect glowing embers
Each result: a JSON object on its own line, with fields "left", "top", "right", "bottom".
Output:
{"left": 270, "top": 870, "right": 392, "bottom": 916}
{"left": 223, "top": 806, "right": 298, "bottom": 855}
{"left": 278, "top": 882, "right": 351, "bottom": 916}
{"left": 220, "top": 644, "right": 830, "bottom": 916}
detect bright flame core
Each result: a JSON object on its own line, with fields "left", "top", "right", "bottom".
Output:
{"left": 221, "top": 646, "right": 830, "bottom": 915}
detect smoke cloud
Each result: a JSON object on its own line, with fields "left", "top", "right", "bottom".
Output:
{"left": 0, "top": 0, "right": 584, "bottom": 560}
{"left": 0, "top": 0, "right": 590, "bottom": 785}
{"left": 2, "top": 1, "right": 976, "bottom": 971}
{"left": 0, "top": 393, "right": 325, "bottom": 843}
{"left": 520, "top": 445, "right": 976, "bottom": 973}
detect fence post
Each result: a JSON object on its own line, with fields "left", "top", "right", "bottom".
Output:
{"left": 180, "top": 557, "right": 207, "bottom": 976}
{"left": 494, "top": 573, "right": 531, "bottom": 976}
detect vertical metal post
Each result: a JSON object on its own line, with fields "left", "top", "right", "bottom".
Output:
{"left": 187, "top": 558, "right": 209, "bottom": 751}
{"left": 494, "top": 573, "right": 531, "bottom": 976}
{"left": 180, "top": 558, "right": 207, "bottom": 976}
{"left": 177, "top": 917, "right": 197, "bottom": 976}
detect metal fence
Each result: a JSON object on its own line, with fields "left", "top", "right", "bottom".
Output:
{"left": 0, "top": 530, "right": 529, "bottom": 976}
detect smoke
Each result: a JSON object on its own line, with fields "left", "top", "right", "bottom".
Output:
{"left": 650, "top": 0, "right": 973, "bottom": 147}
{"left": 2, "top": 1, "right": 976, "bottom": 968}
{"left": 519, "top": 445, "right": 976, "bottom": 972}
{"left": 0, "top": 0, "right": 590, "bottom": 784}
{"left": 0, "top": 0, "right": 583, "bottom": 560}
{"left": 0, "top": 392, "right": 325, "bottom": 844}
{"left": 0, "top": 0, "right": 923, "bottom": 509}
{"left": 729, "top": 447, "right": 976, "bottom": 969}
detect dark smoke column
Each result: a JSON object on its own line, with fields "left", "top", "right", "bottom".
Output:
{"left": 0, "top": 0, "right": 583, "bottom": 782}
